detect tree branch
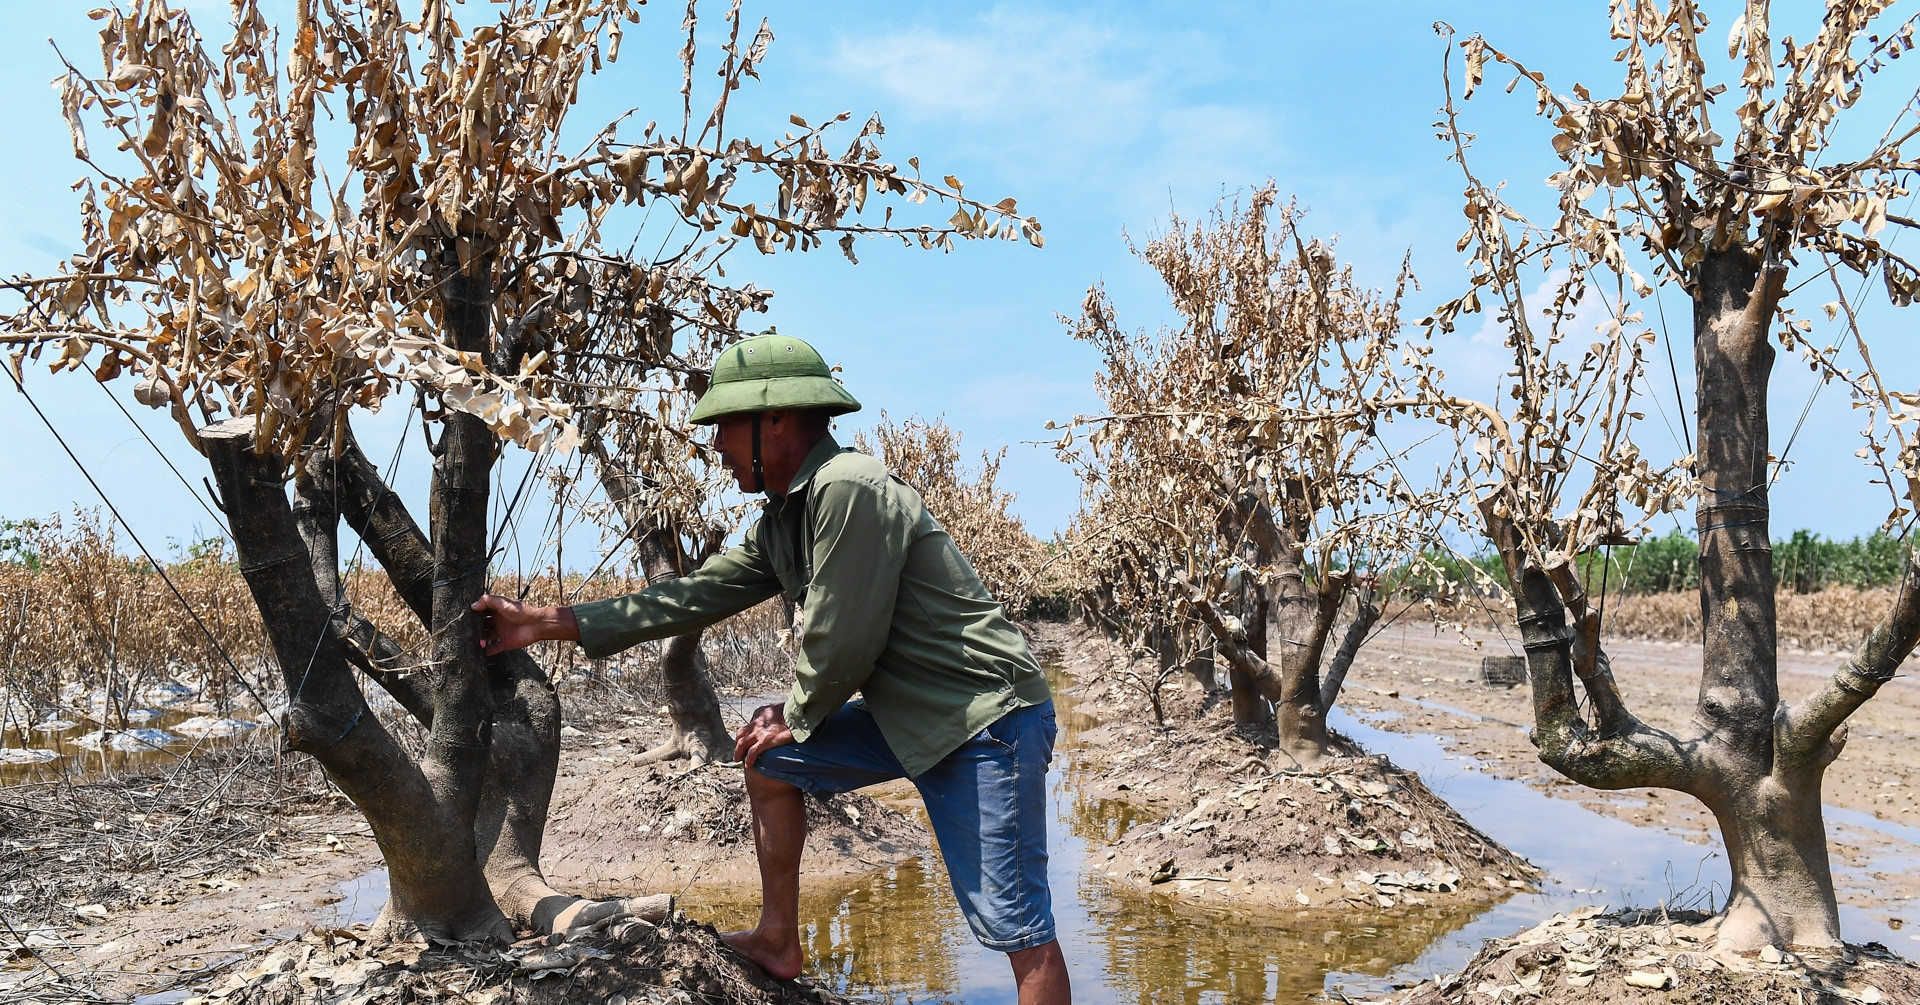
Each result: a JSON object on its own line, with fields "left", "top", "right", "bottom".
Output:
{"left": 1778, "top": 548, "right": 1920, "bottom": 773}
{"left": 1481, "top": 492, "right": 1694, "bottom": 790}
{"left": 1320, "top": 584, "right": 1380, "bottom": 712}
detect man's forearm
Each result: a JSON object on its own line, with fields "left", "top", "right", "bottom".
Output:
{"left": 543, "top": 606, "right": 582, "bottom": 642}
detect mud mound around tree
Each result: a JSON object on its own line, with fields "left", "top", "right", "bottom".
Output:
{"left": 541, "top": 754, "right": 928, "bottom": 891}
{"left": 1375, "top": 906, "right": 1919, "bottom": 1005}
{"left": 192, "top": 915, "right": 842, "bottom": 1005}
{"left": 1041, "top": 622, "right": 1535, "bottom": 912}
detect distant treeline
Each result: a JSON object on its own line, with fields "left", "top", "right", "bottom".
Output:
{"left": 1417, "top": 529, "right": 1911, "bottom": 596}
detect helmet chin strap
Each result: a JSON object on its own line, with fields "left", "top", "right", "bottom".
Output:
{"left": 750, "top": 413, "right": 767, "bottom": 494}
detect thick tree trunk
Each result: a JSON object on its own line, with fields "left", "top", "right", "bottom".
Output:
{"left": 329, "top": 422, "right": 659, "bottom": 935}
{"left": 1689, "top": 248, "right": 1840, "bottom": 949}
{"left": 1270, "top": 548, "right": 1338, "bottom": 761}
{"left": 203, "top": 419, "right": 511, "bottom": 944}
{"left": 1486, "top": 247, "right": 1915, "bottom": 951}
{"left": 587, "top": 434, "right": 731, "bottom": 766}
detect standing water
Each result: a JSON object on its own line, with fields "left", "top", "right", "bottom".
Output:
{"left": 330, "top": 671, "right": 1917, "bottom": 1001}
{"left": 684, "top": 676, "right": 1504, "bottom": 1003}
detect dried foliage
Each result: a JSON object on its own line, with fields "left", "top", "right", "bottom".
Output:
{"left": 2, "top": 0, "right": 1040, "bottom": 461}
{"left": 852, "top": 415, "right": 1048, "bottom": 616}
{"left": 1053, "top": 187, "right": 1453, "bottom": 744}
{"left": 1600, "top": 586, "right": 1891, "bottom": 653}
{"left": 192, "top": 916, "right": 847, "bottom": 1005}
{"left": 1390, "top": 906, "right": 1920, "bottom": 1005}
{"left": 0, "top": 513, "right": 269, "bottom": 723}
{"left": 0, "top": 513, "right": 788, "bottom": 729}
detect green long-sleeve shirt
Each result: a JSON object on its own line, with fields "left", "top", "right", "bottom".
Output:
{"left": 571, "top": 434, "right": 1050, "bottom": 777}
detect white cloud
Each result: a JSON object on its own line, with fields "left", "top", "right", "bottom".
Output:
{"left": 827, "top": 7, "right": 1281, "bottom": 216}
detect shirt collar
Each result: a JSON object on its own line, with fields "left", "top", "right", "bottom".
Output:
{"left": 781, "top": 433, "right": 843, "bottom": 499}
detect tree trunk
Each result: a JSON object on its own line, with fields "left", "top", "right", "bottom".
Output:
{"left": 586, "top": 433, "right": 730, "bottom": 766}
{"left": 1270, "top": 546, "right": 1338, "bottom": 761}
{"left": 1688, "top": 248, "right": 1839, "bottom": 948}
{"left": 1230, "top": 546, "right": 1271, "bottom": 725}
{"left": 1486, "top": 247, "right": 1912, "bottom": 951}
{"left": 203, "top": 419, "right": 511, "bottom": 944}
{"left": 329, "top": 421, "right": 661, "bottom": 935}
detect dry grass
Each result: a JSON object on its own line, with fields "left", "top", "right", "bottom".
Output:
{"left": 1601, "top": 587, "right": 1890, "bottom": 652}
{"left": 1436, "top": 586, "right": 1894, "bottom": 654}
{"left": 0, "top": 514, "right": 794, "bottom": 730}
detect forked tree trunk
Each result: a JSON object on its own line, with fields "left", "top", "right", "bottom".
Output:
{"left": 202, "top": 257, "right": 671, "bottom": 942}
{"left": 1489, "top": 246, "right": 1918, "bottom": 951}
{"left": 325, "top": 424, "right": 664, "bottom": 935}
{"left": 587, "top": 434, "right": 730, "bottom": 766}
{"left": 205, "top": 419, "right": 511, "bottom": 944}
{"left": 1188, "top": 496, "right": 1374, "bottom": 762}
{"left": 1268, "top": 545, "right": 1340, "bottom": 761}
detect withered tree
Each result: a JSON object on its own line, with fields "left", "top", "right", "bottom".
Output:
{"left": 1429, "top": 2, "right": 1920, "bottom": 950}
{"left": 1058, "top": 188, "right": 1450, "bottom": 761}
{"left": 1, "top": 0, "right": 1035, "bottom": 942}
{"left": 853, "top": 413, "right": 1048, "bottom": 617}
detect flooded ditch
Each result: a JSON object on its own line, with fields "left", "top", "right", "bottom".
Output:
{"left": 0, "top": 683, "right": 260, "bottom": 782}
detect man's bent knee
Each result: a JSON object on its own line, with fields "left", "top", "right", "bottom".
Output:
{"left": 744, "top": 763, "right": 803, "bottom": 800}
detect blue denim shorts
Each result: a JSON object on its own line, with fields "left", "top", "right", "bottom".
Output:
{"left": 753, "top": 700, "right": 1058, "bottom": 953}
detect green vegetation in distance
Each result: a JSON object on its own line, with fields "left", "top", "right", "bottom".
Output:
{"left": 1413, "top": 529, "right": 1912, "bottom": 597}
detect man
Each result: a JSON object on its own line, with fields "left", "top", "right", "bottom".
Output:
{"left": 472, "top": 334, "right": 1070, "bottom": 1005}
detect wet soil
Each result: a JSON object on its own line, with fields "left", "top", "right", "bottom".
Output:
{"left": 0, "top": 699, "right": 920, "bottom": 1004}
{"left": 1380, "top": 906, "right": 1920, "bottom": 1005}
{"left": 1043, "top": 623, "right": 1536, "bottom": 917}
{"left": 1344, "top": 623, "right": 1920, "bottom": 939}
{"left": 539, "top": 733, "right": 926, "bottom": 896}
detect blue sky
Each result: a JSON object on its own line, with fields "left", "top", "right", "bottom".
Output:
{"left": 2, "top": 1, "right": 1913, "bottom": 567}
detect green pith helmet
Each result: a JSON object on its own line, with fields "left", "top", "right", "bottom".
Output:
{"left": 688, "top": 334, "right": 862, "bottom": 425}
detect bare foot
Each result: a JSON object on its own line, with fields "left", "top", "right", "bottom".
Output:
{"left": 720, "top": 926, "right": 805, "bottom": 981}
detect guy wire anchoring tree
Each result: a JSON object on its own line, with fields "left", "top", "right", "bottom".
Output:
{"left": 1427, "top": 1, "right": 1920, "bottom": 951}
{"left": 1058, "top": 187, "right": 1452, "bottom": 760}
{"left": 0, "top": 0, "right": 1037, "bottom": 943}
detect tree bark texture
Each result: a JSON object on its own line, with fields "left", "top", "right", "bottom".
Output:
{"left": 192, "top": 251, "right": 677, "bottom": 941}
{"left": 329, "top": 422, "right": 628, "bottom": 935}
{"left": 1488, "top": 247, "right": 1920, "bottom": 951}
{"left": 1185, "top": 573, "right": 1353, "bottom": 764}
{"left": 1230, "top": 537, "right": 1271, "bottom": 723}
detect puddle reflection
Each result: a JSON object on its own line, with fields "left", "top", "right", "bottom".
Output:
{"left": 681, "top": 670, "right": 1499, "bottom": 1004}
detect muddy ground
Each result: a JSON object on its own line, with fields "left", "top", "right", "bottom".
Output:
{"left": 1383, "top": 906, "right": 1920, "bottom": 1005}
{"left": 1343, "top": 622, "right": 1920, "bottom": 936}
{"left": 0, "top": 696, "right": 921, "bottom": 1004}
{"left": 1039, "top": 622, "right": 1537, "bottom": 919}
{"left": 8, "top": 616, "right": 1920, "bottom": 1003}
